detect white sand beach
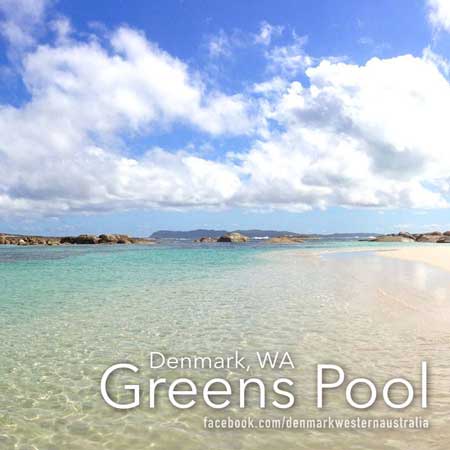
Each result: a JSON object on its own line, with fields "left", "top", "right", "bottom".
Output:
{"left": 380, "top": 246, "right": 450, "bottom": 273}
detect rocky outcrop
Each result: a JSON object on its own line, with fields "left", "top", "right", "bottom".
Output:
{"left": 61, "top": 234, "right": 99, "bottom": 244}
{"left": 0, "top": 235, "right": 59, "bottom": 245}
{"left": 415, "top": 233, "right": 442, "bottom": 243}
{"left": 193, "top": 237, "right": 217, "bottom": 243}
{"left": 373, "top": 235, "right": 416, "bottom": 243}
{"left": 398, "top": 231, "right": 416, "bottom": 240}
{"left": 373, "top": 231, "right": 449, "bottom": 244}
{"left": 131, "top": 237, "right": 157, "bottom": 245}
{"left": 217, "top": 232, "right": 249, "bottom": 243}
{"left": 98, "top": 234, "right": 119, "bottom": 243}
{"left": 98, "top": 234, "right": 133, "bottom": 244}
{"left": 0, "top": 233, "right": 156, "bottom": 246}
{"left": 268, "top": 236, "right": 305, "bottom": 244}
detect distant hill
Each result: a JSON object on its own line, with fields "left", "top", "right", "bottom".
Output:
{"left": 151, "top": 229, "right": 228, "bottom": 239}
{"left": 150, "top": 229, "right": 379, "bottom": 239}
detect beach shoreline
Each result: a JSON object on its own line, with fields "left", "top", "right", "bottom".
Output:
{"left": 287, "top": 243, "right": 450, "bottom": 274}
{"left": 377, "top": 246, "right": 450, "bottom": 273}
{"left": 272, "top": 243, "right": 450, "bottom": 275}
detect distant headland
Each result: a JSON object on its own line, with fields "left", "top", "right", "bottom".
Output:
{"left": 150, "top": 229, "right": 377, "bottom": 239}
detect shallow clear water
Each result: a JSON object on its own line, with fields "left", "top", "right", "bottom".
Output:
{"left": 0, "top": 242, "right": 449, "bottom": 449}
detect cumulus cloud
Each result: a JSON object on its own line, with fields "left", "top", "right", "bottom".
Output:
{"left": 235, "top": 55, "right": 450, "bottom": 210}
{"left": 0, "top": 8, "right": 450, "bottom": 217}
{"left": 0, "top": 25, "right": 255, "bottom": 216}
{"left": 427, "top": 0, "right": 450, "bottom": 32}
{"left": 22, "top": 27, "right": 253, "bottom": 136}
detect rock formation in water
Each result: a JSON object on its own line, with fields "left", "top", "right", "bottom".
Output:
{"left": 0, "top": 233, "right": 155, "bottom": 246}
{"left": 217, "top": 232, "right": 249, "bottom": 243}
{"left": 193, "top": 237, "right": 218, "bottom": 243}
{"left": 267, "top": 236, "right": 305, "bottom": 244}
{"left": 193, "top": 234, "right": 305, "bottom": 244}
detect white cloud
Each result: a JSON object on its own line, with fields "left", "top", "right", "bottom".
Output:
{"left": 0, "top": 0, "right": 49, "bottom": 49}
{"left": 233, "top": 55, "right": 450, "bottom": 210}
{"left": 252, "top": 77, "right": 288, "bottom": 94}
{"left": 254, "top": 21, "right": 283, "bottom": 46}
{"left": 423, "top": 46, "right": 450, "bottom": 75}
{"left": 266, "top": 33, "right": 313, "bottom": 76}
{"left": 0, "top": 12, "right": 450, "bottom": 217}
{"left": 207, "top": 29, "right": 232, "bottom": 58}
{"left": 207, "top": 22, "right": 283, "bottom": 58}
{"left": 428, "top": 0, "right": 450, "bottom": 32}
{"left": 0, "top": 26, "right": 255, "bottom": 216}
{"left": 50, "top": 16, "right": 72, "bottom": 43}
{"left": 21, "top": 27, "right": 253, "bottom": 135}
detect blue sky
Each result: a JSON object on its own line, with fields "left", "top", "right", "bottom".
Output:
{"left": 0, "top": 0, "right": 450, "bottom": 235}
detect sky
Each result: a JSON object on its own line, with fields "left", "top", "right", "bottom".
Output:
{"left": 1, "top": 0, "right": 450, "bottom": 235}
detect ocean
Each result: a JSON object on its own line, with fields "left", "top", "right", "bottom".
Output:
{"left": 1, "top": 242, "right": 449, "bottom": 449}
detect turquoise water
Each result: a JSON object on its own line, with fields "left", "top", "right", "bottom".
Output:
{"left": 1, "top": 242, "right": 450, "bottom": 449}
